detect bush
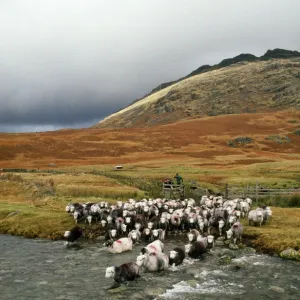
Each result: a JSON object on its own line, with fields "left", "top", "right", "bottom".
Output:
{"left": 265, "top": 135, "right": 291, "bottom": 144}
{"left": 227, "top": 136, "right": 253, "bottom": 147}
{"left": 293, "top": 130, "right": 300, "bottom": 136}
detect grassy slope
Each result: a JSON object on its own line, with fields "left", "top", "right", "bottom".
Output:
{"left": 95, "top": 58, "right": 300, "bottom": 128}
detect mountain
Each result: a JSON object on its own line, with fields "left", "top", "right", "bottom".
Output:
{"left": 95, "top": 49, "right": 300, "bottom": 128}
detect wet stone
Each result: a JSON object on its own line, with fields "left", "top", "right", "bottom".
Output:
{"left": 108, "top": 286, "right": 127, "bottom": 294}
{"left": 219, "top": 255, "right": 233, "bottom": 265}
{"left": 229, "top": 243, "right": 239, "bottom": 250}
{"left": 269, "top": 286, "right": 285, "bottom": 293}
{"left": 186, "top": 280, "right": 198, "bottom": 288}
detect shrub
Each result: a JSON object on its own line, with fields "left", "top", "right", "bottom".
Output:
{"left": 293, "top": 130, "right": 300, "bottom": 136}
{"left": 265, "top": 135, "right": 291, "bottom": 144}
{"left": 227, "top": 136, "right": 253, "bottom": 147}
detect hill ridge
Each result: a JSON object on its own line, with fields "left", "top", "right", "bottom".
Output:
{"left": 96, "top": 48, "right": 300, "bottom": 128}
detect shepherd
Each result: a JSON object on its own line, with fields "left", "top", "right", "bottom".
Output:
{"left": 174, "top": 173, "right": 183, "bottom": 185}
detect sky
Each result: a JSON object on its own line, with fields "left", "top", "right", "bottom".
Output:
{"left": 1, "top": 0, "right": 300, "bottom": 132}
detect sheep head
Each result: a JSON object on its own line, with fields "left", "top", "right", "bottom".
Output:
{"left": 169, "top": 250, "right": 178, "bottom": 259}
{"left": 105, "top": 266, "right": 115, "bottom": 278}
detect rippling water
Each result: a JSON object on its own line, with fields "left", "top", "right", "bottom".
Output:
{"left": 0, "top": 234, "right": 299, "bottom": 300}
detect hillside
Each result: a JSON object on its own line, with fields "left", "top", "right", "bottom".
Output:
{"left": 95, "top": 51, "right": 300, "bottom": 129}
{"left": 1, "top": 111, "right": 300, "bottom": 173}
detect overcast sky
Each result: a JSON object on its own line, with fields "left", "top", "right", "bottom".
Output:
{"left": 1, "top": 0, "right": 300, "bottom": 132}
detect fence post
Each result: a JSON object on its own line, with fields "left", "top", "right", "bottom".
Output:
{"left": 256, "top": 181, "right": 258, "bottom": 205}
{"left": 225, "top": 183, "right": 228, "bottom": 199}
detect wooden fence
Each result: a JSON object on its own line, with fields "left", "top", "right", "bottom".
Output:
{"left": 225, "top": 182, "right": 300, "bottom": 203}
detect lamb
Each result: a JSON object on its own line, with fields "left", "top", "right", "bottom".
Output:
{"left": 105, "top": 237, "right": 133, "bottom": 253}
{"left": 64, "top": 226, "right": 84, "bottom": 246}
{"left": 168, "top": 247, "right": 186, "bottom": 267}
{"left": 105, "top": 262, "right": 140, "bottom": 288}
{"left": 226, "top": 222, "right": 243, "bottom": 244}
{"left": 136, "top": 252, "right": 169, "bottom": 272}
{"left": 248, "top": 209, "right": 264, "bottom": 227}
{"left": 185, "top": 241, "right": 206, "bottom": 258}
{"left": 140, "top": 240, "right": 164, "bottom": 255}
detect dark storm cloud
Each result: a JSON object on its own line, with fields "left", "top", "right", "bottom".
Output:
{"left": 1, "top": 0, "right": 300, "bottom": 132}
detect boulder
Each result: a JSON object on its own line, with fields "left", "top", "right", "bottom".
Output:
{"left": 279, "top": 248, "right": 300, "bottom": 261}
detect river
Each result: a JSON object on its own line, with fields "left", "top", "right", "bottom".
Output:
{"left": 0, "top": 234, "right": 299, "bottom": 300}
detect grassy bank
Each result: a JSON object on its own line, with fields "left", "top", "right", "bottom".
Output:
{"left": 0, "top": 169, "right": 300, "bottom": 259}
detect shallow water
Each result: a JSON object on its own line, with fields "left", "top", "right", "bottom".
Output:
{"left": 0, "top": 234, "right": 299, "bottom": 300}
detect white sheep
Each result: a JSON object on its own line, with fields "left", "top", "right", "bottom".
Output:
{"left": 140, "top": 240, "right": 164, "bottom": 255}
{"left": 105, "top": 238, "right": 133, "bottom": 253}
{"left": 248, "top": 209, "right": 264, "bottom": 227}
{"left": 136, "top": 252, "right": 169, "bottom": 272}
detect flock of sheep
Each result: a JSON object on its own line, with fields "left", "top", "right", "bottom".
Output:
{"left": 64, "top": 195, "right": 272, "bottom": 288}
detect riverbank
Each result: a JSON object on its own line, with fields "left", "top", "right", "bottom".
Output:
{"left": 0, "top": 172, "right": 299, "bottom": 260}
{"left": 1, "top": 200, "right": 299, "bottom": 260}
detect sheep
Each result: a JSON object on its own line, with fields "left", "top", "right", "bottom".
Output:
{"left": 228, "top": 215, "right": 237, "bottom": 228}
{"left": 207, "top": 235, "right": 215, "bottom": 250}
{"left": 151, "top": 229, "right": 165, "bottom": 241}
{"left": 140, "top": 240, "right": 164, "bottom": 255}
{"left": 158, "top": 217, "right": 169, "bottom": 232}
{"left": 226, "top": 222, "right": 243, "bottom": 244}
{"left": 64, "top": 226, "right": 84, "bottom": 246}
{"left": 128, "top": 230, "right": 141, "bottom": 244}
{"left": 136, "top": 252, "right": 169, "bottom": 272}
{"left": 248, "top": 209, "right": 264, "bottom": 227}
{"left": 73, "top": 209, "right": 83, "bottom": 224}
{"left": 196, "top": 234, "right": 208, "bottom": 249}
{"left": 142, "top": 228, "right": 152, "bottom": 242}
{"left": 105, "top": 237, "right": 133, "bottom": 253}
{"left": 168, "top": 247, "right": 185, "bottom": 267}
{"left": 262, "top": 206, "right": 272, "bottom": 224}
{"left": 170, "top": 214, "right": 181, "bottom": 233}
{"left": 240, "top": 201, "right": 250, "bottom": 218}
{"left": 187, "top": 229, "right": 200, "bottom": 243}
{"left": 105, "top": 262, "right": 140, "bottom": 288}
{"left": 185, "top": 241, "right": 206, "bottom": 258}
